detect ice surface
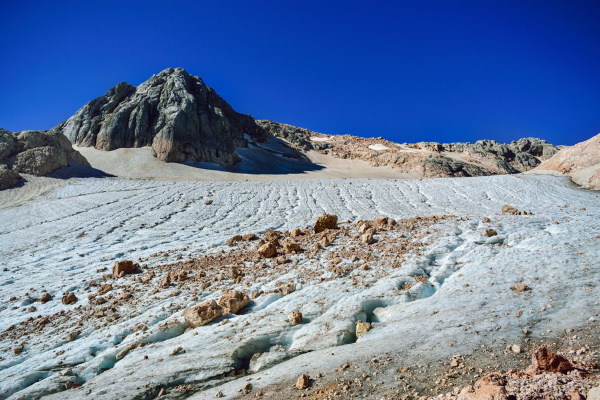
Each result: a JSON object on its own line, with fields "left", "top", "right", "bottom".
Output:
{"left": 0, "top": 174, "right": 598, "bottom": 399}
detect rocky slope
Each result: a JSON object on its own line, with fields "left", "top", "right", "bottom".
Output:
{"left": 53, "top": 68, "right": 267, "bottom": 164}
{"left": 535, "top": 133, "right": 600, "bottom": 190}
{"left": 0, "top": 128, "right": 89, "bottom": 190}
{"left": 257, "top": 120, "right": 560, "bottom": 178}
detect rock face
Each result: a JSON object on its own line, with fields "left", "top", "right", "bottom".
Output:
{"left": 54, "top": 68, "right": 267, "bottom": 164}
{"left": 536, "top": 133, "right": 600, "bottom": 190}
{"left": 257, "top": 120, "right": 560, "bottom": 178}
{"left": 0, "top": 128, "right": 89, "bottom": 190}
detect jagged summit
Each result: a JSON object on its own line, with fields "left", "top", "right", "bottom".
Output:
{"left": 54, "top": 68, "right": 265, "bottom": 164}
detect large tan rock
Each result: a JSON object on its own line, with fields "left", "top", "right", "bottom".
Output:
{"left": 314, "top": 214, "right": 338, "bottom": 233}
{"left": 527, "top": 346, "right": 573, "bottom": 374}
{"left": 257, "top": 241, "right": 277, "bottom": 258}
{"left": 112, "top": 260, "right": 137, "bottom": 277}
{"left": 183, "top": 300, "right": 223, "bottom": 327}
{"left": 218, "top": 291, "right": 249, "bottom": 315}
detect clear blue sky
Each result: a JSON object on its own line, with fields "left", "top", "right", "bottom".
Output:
{"left": 1, "top": 1, "right": 598, "bottom": 145}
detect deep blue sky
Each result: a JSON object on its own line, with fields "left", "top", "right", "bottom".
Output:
{"left": 1, "top": 1, "right": 599, "bottom": 145}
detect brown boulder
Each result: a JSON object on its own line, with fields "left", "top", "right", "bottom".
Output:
{"left": 219, "top": 291, "right": 249, "bottom": 315}
{"left": 295, "top": 374, "right": 310, "bottom": 390}
{"left": 288, "top": 311, "right": 303, "bottom": 325}
{"left": 290, "top": 228, "right": 303, "bottom": 238}
{"left": 527, "top": 347, "right": 574, "bottom": 374}
{"left": 482, "top": 228, "right": 497, "bottom": 237}
{"left": 242, "top": 233, "right": 257, "bottom": 241}
{"left": 314, "top": 214, "right": 338, "bottom": 233}
{"left": 39, "top": 293, "right": 52, "bottom": 303}
{"left": 284, "top": 241, "right": 301, "bottom": 253}
{"left": 62, "top": 292, "right": 78, "bottom": 305}
{"left": 225, "top": 235, "right": 243, "bottom": 245}
{"left": 361, "top": 233, "right": 374, "bottom": 244}
{"left": 501, "top": 205, "right": 519, "bottom": 215}
{"left": 257, "top": 241, "right": 277, "bottom": 258}
{"left": 183, "top": 300, "right": 223, "bottom": 327}
{"left": 356, "top": 321, "right": 371, "bottom": 338}
{"left": 112, "top": 260, "right": 137, "bottom": 278}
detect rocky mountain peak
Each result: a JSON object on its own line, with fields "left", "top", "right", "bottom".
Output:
{"left": 54, "top": 68, "right": 266, "bottom": 164}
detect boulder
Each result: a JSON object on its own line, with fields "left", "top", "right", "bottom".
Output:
{"left": 0, "top": 164, "right": 21, "bottom": 190}
{"left": 218, "top": 291, "right": 249, "bottom": 315}
{"left": 288, "top": 311, "right": 303, "bottom": 325}
{"left": 283, "top": 241, "right": 301, "bottom": 253}
{"left": 295, "top": 374, "right": 310, "bottom": 390}
{"left": 501, "top": 205, "right": 519, "bottom": 215}
{"left": 527, "top": 347, "right": 574, "bottom": 374}
{"left": 0, "top": 129, "right": 89, "bottom": 190}
{"left": 112, "top": 260, "right": 137, "bottom": 277}
{"left": 183, "top": 300, "right": 223, "bottom": 327}
{"left": 482, "top": 229, "right": 497, "bottom": 237}
{"left": 314, "top": 214, "right": 338, "bottom": 233}
{"left": 257, "top": 241, "right": 277, "bottom": 258}
{"left": 62, "top": 292, "right": 78, "bottom": 305}
{"left": 356, "top": 321, "right": 371, "bottom": 338}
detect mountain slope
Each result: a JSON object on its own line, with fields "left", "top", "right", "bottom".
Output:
{"left": 257, "top": 120, "right": 561, "bottom": 178}
{"left": 53, "top": 68, "right": 266, "bottom": 165}
{"left": 535, "top": 133, "right": 600, "bottom": 190}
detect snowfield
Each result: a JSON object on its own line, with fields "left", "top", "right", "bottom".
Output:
{"left": 0, "top": 174, "right": 598, "bottom": 399}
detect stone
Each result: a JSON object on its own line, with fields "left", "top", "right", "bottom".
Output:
{"left": 39, "top": 293, "right": 52, "bottom": 303}
{"left": 361, "top": 233, "right": 374, "bottom": 244}
{"left": 97, "top": 284, "right": 112, "bottom": 295}
{"left": 257, "top": 241, "right": 277, "bottom": 258}
{"left": 290, "top": 228, "right": 303, "bottom": 237}
{"left": 501, "top": 205, "right": 519, "bottom": 215}
{"left": 356, "top": 321, "right": 371, "bottom": 338}
{"left": 288, "top": 311, "right": 303, "bottom": 325}
{"left": 0, "top": 128, "right": 89, "bottom": 190}
{"left": 483, "top": 228, "right": 498, "bottom": 237}
{"left": 510, "top": 284, "right": 530, "bottom": 292}
{"left": 112, "top": 260, "right": 136, "bottom": 278}
{"left": 280, "top": 283, "right": 296, "bottom": 296}
{"left": 159, "top": 275, "right": 171, "bottom": 289}
{"left": 527, "top": 347, "right": 574, "bottom": 374}
{"left": 511, "top": 344, "right": 521, "bottom": 353}
{"left": 219, "top": 291, "right": 249, "bottom": 314}
{"left": 469, "top": 373, "right": 508, "bottom": 400}
{"left": 204, "top": 199, "right": 213, "bottom": 205}
{"left": 295, "top": 374, "right": 310, "bottom": 390}
{"left": 569, "top": 391, "right": 586, "bottom": 400}
{"left": 116, "top": 343, "right": 137, "bottom": 360}
{"left": 225, "top": 235, "right": 243, "bottom": 245}
{"left": 314, "top": 214, "right": 338, "bottom": 233}
{"left": 283, "top": 241, "right": 301, "bottom": 253}
{"left": 183, "top": 300, "right": 223, "bottom": 328}
{"left": 242, "top": 233, "right": 257, "bottom": 241}
{"left": 64, "top": 381, "right": 82, "bottom": 390}
{"left": 62, "top": 292, "right": 78, "bottom": 305}
{"left": 587, "top": 387, "right": 600, "bottom": 400}
{"left": 0, "top": 164, "right": 21, "bottom": 190}
{"left": 54, "top": 68, "right": 266, "bottom": 165}
{"left": 375, "top": 217, "right": 388, "bottom": 226}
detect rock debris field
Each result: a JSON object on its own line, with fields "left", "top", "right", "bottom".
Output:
{"left": 0, "top": 174, "right": 599, "bottom": 399}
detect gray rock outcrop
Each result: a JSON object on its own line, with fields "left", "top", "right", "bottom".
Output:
{"left": 54, "top": 68, "right": 266, "bottom": 164}
{"left": 0, "top": 128, "right": 90, "bottom": 190}
{"left": 258, "top": 120, "right": 561, "bottom": 178}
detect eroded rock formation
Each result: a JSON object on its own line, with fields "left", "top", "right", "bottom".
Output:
{"left": 535, "top": 133, "right": 600, "bottom": 190}
{"left": 0, "top": 128, "right": 89, "bottom": 190}
{"left": 53, "top": 68, "right": 266, "bottom": 164}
